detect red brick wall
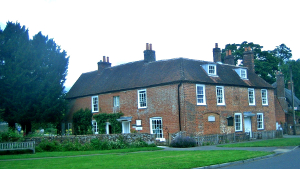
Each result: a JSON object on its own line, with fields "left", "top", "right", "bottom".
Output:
{"left": 181, "top": 83, "right": 276, "bottom": 136}
{"left": 67, "top": 82, "right": 276, "bottom": 139}
{"left": 274, "top": 97, "right": 286, "bottom": 124}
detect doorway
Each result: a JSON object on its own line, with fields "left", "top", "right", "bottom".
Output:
{"left": 244, "top": 117, "right": 252, "bottom": 137}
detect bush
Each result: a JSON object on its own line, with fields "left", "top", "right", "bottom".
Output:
{"left": 170, "top": 136, "right": 196, "bottom": 148}
{"left": 36, "top": 139, "right": 61, "bottom": 152}
{"left": 0, "top": 128, "right": 23, "bottom": 142}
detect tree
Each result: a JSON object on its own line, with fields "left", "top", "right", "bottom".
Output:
{"left": 280, "top": 59, "right": 300, "bottom": 99}
{"left": 0, "top": 22, "right": 69, "bottom": 134}
{"left": 221, "top": 41, "right": 279, "bottom": 84}
{"left": 272, "top": 44, "right": 292, "bottom": 66}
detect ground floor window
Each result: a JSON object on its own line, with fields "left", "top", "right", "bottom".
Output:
{"left": 234, "top": 113, "right": 242, "bottom": 132}
{"left": 150, "top": 117, "right": 163, "bottom": 139}
{"left": 92, "top": 120, "right": 98, "bottom": 134}
{"left": 257, "top": 113, "right": 264, "bottom": 130}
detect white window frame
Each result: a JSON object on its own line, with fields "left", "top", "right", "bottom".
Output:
{"left": 113, "top": 96, "right": 120, "bottom": 107}
{"left": 202, "top": 64, "right": 217, "bottom": 76}
{"left": 138, "top": 89, "right": 147, "bottom": 109}
{"left": 216, "top": 86, "right": 225, "bottom": 105}
{"left": 196, "top": 84, "right": 206, "bottom": 105}
{"left": 261, "top": 89, "right": 268, "bottom": 106}
{"left": 92, "top": 96, "right": 99, "bottom": 112}
{"left": 234, "top": 113, "right": 243, "bottom": 132}
{"left": 257, "top": 113, "right": 264, "bottom": 130}
{"left": 150, "top": 117, "right": 163, "bottom": 140}
{"left": 234, "top": 68, "right": 248, "bottom": 79}
{"left": 248, "top": 88, "right": 255, "bottom": 105}
{"left": 106, "top": 122, "right": 110, "bottom": 134}
{"left": 92, "top": 120, "right": 98, "bottom": 134}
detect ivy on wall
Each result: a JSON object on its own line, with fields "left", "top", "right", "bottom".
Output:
{"left": 73, "top": 108, "right": 93, "bottom": 135}
{"left": 93, "top": 112, "right": 124, "bottom": 134}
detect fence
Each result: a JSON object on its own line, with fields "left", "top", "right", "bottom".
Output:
{"left": 0, "top": 141, "right": 35, "bottom": 153}
{"left": 171, "top": 130, "right": 283, "bottom": 146}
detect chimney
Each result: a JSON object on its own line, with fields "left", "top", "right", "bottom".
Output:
{"left": 243, "top": 47, "right": 255, "bottom": 72}
{"left": 213, "top": 43, "right": 221, "bottom": 63}
{"left": 276, "top": 71, "right": 285, "bottom": 98}
{"left": 144, "top": 43, "right": 156, "bottom": 63}
{"left": 97, "top": 56, "right": 111, "bottom": 72}
{"left": 224, "top": 49, "right": 235, "bottom": 65}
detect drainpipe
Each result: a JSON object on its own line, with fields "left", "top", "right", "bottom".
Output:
{"left": 178, "top": 82, "right": 182, "bottom": 131}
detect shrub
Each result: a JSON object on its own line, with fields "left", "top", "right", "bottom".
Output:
{"left": 0, "top": 128, "right": 23, "bottom": 142}
{"left": 36, "top": 139, "right": 61, "bottom": 152}
{"left": 170, "top": 136, "right": 196, "bottom": 148}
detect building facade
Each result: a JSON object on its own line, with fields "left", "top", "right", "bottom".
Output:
{"left": 66, "top": 43, "right": 276, "bottom": 140}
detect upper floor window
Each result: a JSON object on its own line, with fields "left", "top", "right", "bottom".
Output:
{"left": 261, "top": 89, "right": 268, "bottom": 106}
{"left": 92, "top": 96, "right": 99, "bottom": 112}
{"left": 248, "top": 88, "right": 255, "bottom": 105}
{"left": 235, "top": 68, "right": 247, "bottom": 79}
{"left": 138, "top": 89, "right": 147, "bottom": 109}
{"left": 196, "top": 84, "right": 206, "bottom": 105}
{"left": 234, "top": 113, "right": 243, "bottom": 132}
{"left": 216, "top": 86, "right": 225, "bottom": 105}
{"left": 257, "top": 113, "right": 264, "bottom": 130}
{"left": 202, "top": 64, "right": 217, "bottom": 76}
{"left": 113, "top": 96, "right": 120, "bottom": 107}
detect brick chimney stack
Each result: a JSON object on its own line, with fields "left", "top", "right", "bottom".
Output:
{"left": 213, "top": 43, "right": 221, "bottom": 63}
{"left": 144, "top": 43, "right": 156, "bottom": 63}
{"left": 98, "top": 56, "right": 111, "bottom": 72}
{"left": 243, "top": 46, "right": 255, "bottom": 72}
{"left": 224, "top": 49, "right": 235, "bottom": 65}
{"left": 276, "top": 71, "right": 288, "bottom": 112}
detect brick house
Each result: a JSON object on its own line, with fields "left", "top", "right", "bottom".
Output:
{"left": 66, "top": 43, "right": 276, "bottom": 140}
{"left": 273, "top": 72, "right": 300, "bottom": 131}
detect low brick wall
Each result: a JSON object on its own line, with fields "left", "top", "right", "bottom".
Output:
{"left": 25, "top": 133, "right": 156, "bottom": 145}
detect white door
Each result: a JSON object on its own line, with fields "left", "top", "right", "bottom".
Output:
{"left": 244, "top": 117, "right": 252, "bottom": 137}
{"left": 122, "top": 121, "right": 130, "bottom": 133}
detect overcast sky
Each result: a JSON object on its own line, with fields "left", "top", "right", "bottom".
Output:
{"left": 1, "top": 0, "right": 299, "bottom": 90}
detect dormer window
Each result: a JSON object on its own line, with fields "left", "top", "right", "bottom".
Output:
{"left": 235, "top": 68, "right": 247, "bottom": 79}
{"left": 202, "top": 64, "right": 217, "bottom": 76}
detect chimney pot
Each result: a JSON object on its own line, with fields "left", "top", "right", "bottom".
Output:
{"left": 245, "top": 47, "right": 248, "bottom": 52}
{"left": 229, "top": 50, "right": 232, "bottom": 55}
{"left": 103, "top": 56, "right": 106, "bottom": 62}
{"left": 226, "top": 50, "right": 228, "bottom": 56}
{"left": 150, "top": 44, "right": 152, "bottom": 50}
{"left": 146, "top": 43, "right": 149, "bottom": 50}
{"left": 248, "top": 46, "right": 251, "bottom": 51}
{"left": 107, "top": 57, "right": 109, "bottom": 63}
{"left": 215, "top": 43, "right": 218, "bottom": 48}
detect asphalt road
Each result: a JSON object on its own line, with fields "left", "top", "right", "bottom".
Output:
{"left": 222, "top": 147, "right": 300, "bottom": 169}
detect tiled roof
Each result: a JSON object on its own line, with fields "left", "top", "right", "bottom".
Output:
{"left": 66, "top": 58, "right": 273, "bottom": 99}
{"left": 272, "top": 82, "right": 300, "bottom": 110}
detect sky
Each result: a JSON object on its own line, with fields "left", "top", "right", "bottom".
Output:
{"left": 1, "top": 0, "right": 300, "bottom": 90}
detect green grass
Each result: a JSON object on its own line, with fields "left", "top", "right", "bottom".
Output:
{"left": 0, "top": 147, "right": 162, "bottom": 160}
{"left": 0, "top": 150, "right": 271, "bottom": 169}
{"left": 218, "top": 138, "right": 300, "bottom": 147}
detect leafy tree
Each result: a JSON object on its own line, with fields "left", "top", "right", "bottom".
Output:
{"left": 221, "top": 41, "right": 279, "bottom": 84}
{"left": 280, "top": 59, "right": 300, "bottom": 99}
{"left": 73, "top": 108, "right": 93, "bottom": 135}
{"left": 0, "top": 22, "right": 69, "bottom": 134}
{"left": 272, "top": 44, "right": 292, "bottom": 66}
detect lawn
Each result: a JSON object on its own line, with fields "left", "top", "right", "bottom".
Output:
{"left": 218, "top": 138, "right": 300, "bottom": 147}
{"left": 0, "top": 149, "right": 271, "bottom": 169}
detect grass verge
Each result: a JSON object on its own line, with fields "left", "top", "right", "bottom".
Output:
{"left": 218, "top": 138, "right": 300, "bottom": 147}
{"left": 0, "top": 150, "right": 271, "bottom": 169}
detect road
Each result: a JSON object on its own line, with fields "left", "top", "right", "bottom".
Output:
{"left": 222, "top": 147, "right": 300, "bottom": 169}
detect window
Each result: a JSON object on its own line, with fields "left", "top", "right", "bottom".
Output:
{"left": 150, "top": 117, "right": 163, "bottom": 139}
{"left": 248, "top": 88, "right": 255, "bottom": 105}
{"left": 234, "top": 68, "right": 247, "bottom": 79}
{"left": 113, "top": 96, "right": 120, "bottom": 107}
{"left": 261, "top": 89, "right": 268, "bottom": 105}
{"left": 138, "top": 89, "right": 147, "bottom": 108}
{"left": 216, "top": 86, "right": 225, "bottom": 105}
{"left": 196, "top": 84, "right": 206, "bottom": 105}
{"left": 202, "top": 64, "right": 217, "bottom": 76}
{"left": 92, "top": 120, "right": 98, "bottom": 134}
{"left": 92, "top": 96, "right": 99, "bottom": 112}
{"left": 234, "top": 113, "right": 242, "bottom": 131}
{"left": 257, "top": 113, "right": 264, "bottom": 130}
